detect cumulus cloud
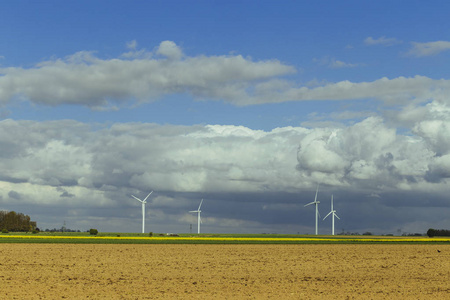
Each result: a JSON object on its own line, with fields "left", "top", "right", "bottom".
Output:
{"left": 407, "top": 41, "right": 450, "bottom": 57}
{"left": 2, "top": 41, "right": 450, "bottom": 109}
{"left": 0, "top": 41, "right": 295, "bottom": 108}
{"left": 0, "top": 105, "right": 449, "bottom": 233}
{"left": 156, "top": 40, "right": 183, "bottom": 60}
{"left": 413, "top": 120, "right": 450, "bottom": 156}
{"left": 279, "top": 76, "right": 450, "bottom": 107}
{"left": 296, "top": 116, "right": 439, "bottom": 190}
{"left": 0, "top": 120, "right": 305, "bottom": 197}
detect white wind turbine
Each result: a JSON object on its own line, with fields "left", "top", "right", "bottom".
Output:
{"left": 304, "top": 185, "right": 320, "bottom": 235}
{"left": 323, "top": 194, "right": 340, "bottom": 235}
{"left": 131, "top": 191, "right": 153, "bottom": 233}
{"left": 190, "top": 199, "right": 203, "bottom": 234}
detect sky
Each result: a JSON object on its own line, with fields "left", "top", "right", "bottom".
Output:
{"left": 1, "top": 1, "right": 450, "bottom": 235}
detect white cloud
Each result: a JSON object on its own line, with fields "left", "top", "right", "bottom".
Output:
{"left": 0, "top": 41, "right": 295, "bottom": 108}
{"left": 407, "top": 41, "right": 450, "bottom": 57}
{"left": 1, "top": 105, "right": 450, "bottom": 233}
{"left": 296, "top": 116, "right": 438, "bottom": 189}
{"left": 126, "top": 40, "right": 138, "bottom": 50}
{"left": 1, "top": 110, "right": 448, "bottom": 200}
{"left": 364, "top": 36, "right": 401, "bottom": 46}
{"left": 329, "top": 59, "right": 359, "bottom": 69}
{"left": 413, "top": 120, "right": 450, "bottom": 155}
{"left": 277, "top": 76, "right": 450, "bottom": 107}
{"left": 156, "top": 40, "right": 183, "bottom": 60}
{"left": 313, "top": 56, "right": 361, "bottom": 69}
{"left": 2, "top": 41, "right": 450, "bottom": 108}
{"left": 0, "top": 120, "right": 304, "bottom": 196}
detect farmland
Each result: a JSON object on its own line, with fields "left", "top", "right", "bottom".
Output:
{"left": 1, "top": 242, "right": 449, "bottom": 299}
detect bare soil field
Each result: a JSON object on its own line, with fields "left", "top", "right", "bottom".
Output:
{"left": 0, "top": 244, "right": 449, "bottom": 299}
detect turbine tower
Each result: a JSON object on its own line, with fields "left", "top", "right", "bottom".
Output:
{"left": 190, "top": 199, "right": 203, "bottom": 234}
{"left": 323, "top": 194, "right": 340, "bottom": 235}
{"left": 131, "top": 191, "right": 153, "bottom": 233}
{"left": 304, "top": 185, "right": 320, "bottom": 235}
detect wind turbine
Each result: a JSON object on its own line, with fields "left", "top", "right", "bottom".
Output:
{"left": 190, "top": 199, "right": 203, "bottom": 234}
{"left": 323, "top": 194, "right": 340, "bottom": 235}
{"left": 304, "top": 185, "right": 320, "bottom": 235}
{"left": 131, "top": 191, "right": 153, "bottom": 233}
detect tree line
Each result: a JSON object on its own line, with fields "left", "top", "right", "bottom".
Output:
{"left": 427, "top": 228, "right": 450, "bottom": 237}
{"left": 0, "top": 211, "right": 37, "bottom": 232}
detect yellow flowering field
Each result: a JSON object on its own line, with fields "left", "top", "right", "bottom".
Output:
{"left": 1, "top": 233, "right": 450, "bottom": 244}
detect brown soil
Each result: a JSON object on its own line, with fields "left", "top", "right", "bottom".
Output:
{"left": 0, "top": 244, "right": 449, "bottom": 299}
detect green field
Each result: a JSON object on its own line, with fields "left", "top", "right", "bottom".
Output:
{"left": 1, "top": 232, "right": 450, "bottom": 244}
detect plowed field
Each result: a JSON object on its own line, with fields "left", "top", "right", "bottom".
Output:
{"left": 0, "top": 244, "right": 449, "bottom": 299}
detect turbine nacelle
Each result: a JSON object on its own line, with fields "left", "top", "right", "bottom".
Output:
{"left": 304, "top": 200, "right": 319, "bottom": 207}
{"left": 131, "top": 191, "right": 153, "bottom": 204}
{"left": 324, "top": 210, "right": 340, "bottom": 220}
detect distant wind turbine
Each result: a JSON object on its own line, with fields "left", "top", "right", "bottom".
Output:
{"left": 304, "top": 185, "right": 320, "bottom": 235}
{"left": 190, "top": 199, "right": 203, "bottom": 234}
{"left": 323, "top": 194, "right": 340, "bottom": 235}
{"left": 131, "top": 191, "right": 153, "bottom": 233}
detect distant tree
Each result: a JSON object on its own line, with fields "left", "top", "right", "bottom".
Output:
{"left": 89, "top": 228, "right": 98, "bottom": 235}
{"left": 427, "top": 228, "right": 450, "bottom": 237}
{"left": 362, "top": 232, "right": 373, "bottom": 235}
{"left": 403, "top": 232, "right": 423, "bottom": 236}
{"left": 427, "top": 229, "right": 436, "bottom": 237}
{"left": 0, "top": 211, "right": 35, "bottom": 232}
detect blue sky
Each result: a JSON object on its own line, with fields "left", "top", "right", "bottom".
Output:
{"left": 1, "top": 1, "right": 450, "bottom": 234}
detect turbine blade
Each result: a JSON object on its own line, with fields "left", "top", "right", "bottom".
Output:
{"left": 304, "top": 202, "right": 314, "bottom": 207}
{"left": 189, "top": 210, "right": 197, "bottom": 213}
{"left": 314, "top": 184, "right": 319, "bottom": 202}
{"left": 331, "top": 195, "right": 334, "bottom": 210}
{"left": 131, "top": 195, "right": 143, "bottom": 203}
{"left": 198, "top": 199, "right": 203, "bottom": 210}
{"left": 334, "top": 213, "right": 340, "bottom": 220}
{"left": 143, "top": 191, "right": 153, "bottom": 202}
{"left": 323, "top": 211, "right": 332, "bottom": 220}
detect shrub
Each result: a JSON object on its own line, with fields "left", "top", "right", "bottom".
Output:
{"left": 427, "top": 228, "right": 436, "bottom": 237}
{"left": 149, "top": 232, "right": 153, "bottom": 237}
{"left": 1, "top": 228, "right": 8, "bottom": 233}
{"left": 89, "top": 228, "right": 98, "bottom": 235}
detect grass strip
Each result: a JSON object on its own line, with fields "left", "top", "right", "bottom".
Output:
{"left": 1, "top": 234, "right": 450, "bottom": 244}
